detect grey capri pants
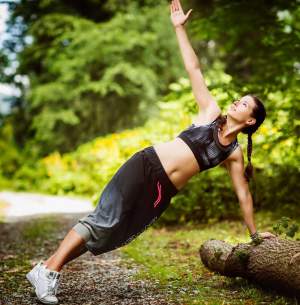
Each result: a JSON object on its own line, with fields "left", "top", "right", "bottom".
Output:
{"left": 73, "top": 145, "right": 179, "bottom": 256}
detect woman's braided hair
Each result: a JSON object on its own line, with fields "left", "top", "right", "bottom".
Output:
{"left": 217, "top": 94, "right": 266, "bottom": 182}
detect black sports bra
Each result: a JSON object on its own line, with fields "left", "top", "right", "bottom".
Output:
{"left": 176, "top": 115, "right": 239, "bottom": 172}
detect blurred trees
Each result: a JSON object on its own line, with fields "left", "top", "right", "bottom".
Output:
{"left": 1, "top": 0, "right": 299, "bottom": 155}
{"left": 1, "top": 0, "right": 183, "bottom": 155}
{"left": 0, "top": 0, "right": 299, "bottom": 221}
{"left": 188, "top": 0, "right": 300, "bottom": 154}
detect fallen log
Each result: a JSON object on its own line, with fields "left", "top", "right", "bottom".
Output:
{"left": 199, "top": 237, "right": 300, "bottom": 297}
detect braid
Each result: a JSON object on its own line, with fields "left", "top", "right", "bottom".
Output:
{"left": 240, "top": 94, "right": 266, "bottom": 183}
{"left": 244, "top": 132, "right": 254, "bottom": 182}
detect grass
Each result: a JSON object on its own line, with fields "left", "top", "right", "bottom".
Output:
{"left": 119, "top": 210, "right": 300, "bottom": 305}
{"left": 0, "top": 207, "right": 298, "bottom": 304}
{"left": 0, "top": 217, "right": 61, "bottom": 296}
{"left": 0, "top": 199, "right": 9, "bottom": 222}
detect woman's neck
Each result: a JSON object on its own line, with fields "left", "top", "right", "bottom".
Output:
{"left": 219, "top": 115, "right": 243, "bottom": 143}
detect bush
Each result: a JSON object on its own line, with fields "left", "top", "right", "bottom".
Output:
{"left": 3, "top": 72, "right": 299, "bottom": 224}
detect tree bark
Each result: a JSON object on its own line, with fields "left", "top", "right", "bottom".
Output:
{"left": 199, "top": 237, "right": 300, "bottom": 297}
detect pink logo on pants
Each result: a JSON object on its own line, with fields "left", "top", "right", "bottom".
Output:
{"left": 153, "top": 180, "right": 162, "bottom": 208}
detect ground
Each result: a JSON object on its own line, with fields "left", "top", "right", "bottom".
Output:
{"left": 0, "top": 213, "right": 177, "bottom": 305}
{"left": 0, "top": 192, "right": 299, "bottom": 305}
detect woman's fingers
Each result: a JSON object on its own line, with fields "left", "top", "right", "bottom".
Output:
{"left": 186, "top": 9, "right": 193, "bottom": 19}
{"left": 176, "top": 0, "right": 183, "bottom": 12}
{"left": 170, "top": 1, "right": 175, "bottom": 13}
{"left": 172, "top": 0, "right": 177, "bottom": 11}
{"left": 259, "top": 232, "right": 277, "bottom": 239}
{"left": 171, "top": 1, "right": 179, "bottom": 13}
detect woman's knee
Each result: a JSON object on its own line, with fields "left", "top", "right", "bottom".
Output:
{"left": 72, "top": 223, "right": 92, "bottom": 243}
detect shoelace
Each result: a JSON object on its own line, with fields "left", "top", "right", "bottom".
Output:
{"left": 46, "top": 274, "right": 60, "bottom": 296}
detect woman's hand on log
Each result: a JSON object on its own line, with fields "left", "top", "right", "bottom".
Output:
{"left": 259, "top": 231, "right": 277, "bottom": 239}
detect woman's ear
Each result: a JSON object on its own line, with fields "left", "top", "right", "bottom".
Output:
{"left": 247, "top": 117, "right": 256, "bottom": 126}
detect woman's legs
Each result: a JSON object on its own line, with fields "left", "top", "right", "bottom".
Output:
{"left": 44, "top": 228, "right": 88, "bottom": 272}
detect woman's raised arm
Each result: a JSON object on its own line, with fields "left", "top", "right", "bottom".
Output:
{"left": 170, "top": 0, "right": 220, "bottom": 115}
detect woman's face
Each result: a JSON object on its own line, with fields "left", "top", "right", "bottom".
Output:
{"left": 227, "top": 95, "right": 256, "bottom": 126}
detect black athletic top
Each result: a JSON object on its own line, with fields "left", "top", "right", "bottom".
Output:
{"left": 176, "top": 115, "right": 239, "bottom": 172}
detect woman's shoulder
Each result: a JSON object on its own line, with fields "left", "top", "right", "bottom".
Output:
{"left": 192, "top": 110, "right": 222, "bottom": 127}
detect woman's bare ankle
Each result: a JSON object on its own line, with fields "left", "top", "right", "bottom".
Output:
{"left": 44, "top": 255, "right": 63, "bottom": 272}
{"left": 45, "top": 261, "right": 63, "bottom": 272}
{"left": 44, "top": 253, "right": 56, "bottom": 266}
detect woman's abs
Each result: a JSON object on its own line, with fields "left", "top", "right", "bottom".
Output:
{"left": 153, "top": 138, "right": 201, "bottom": 191}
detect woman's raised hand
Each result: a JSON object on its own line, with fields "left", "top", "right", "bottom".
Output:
{"left": 170, "top": 0, "right": 193, "bottom": 28}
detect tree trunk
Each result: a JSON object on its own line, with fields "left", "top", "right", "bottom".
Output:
{"left": 199, "top": 237, "right": 300, "bottom": 297}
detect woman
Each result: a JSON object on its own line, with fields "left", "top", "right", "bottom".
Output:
{"left": 26, "top": 1, "right": 276, "bottom": 304}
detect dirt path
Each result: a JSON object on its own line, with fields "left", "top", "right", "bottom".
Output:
{"left": 0, "top": 213, "right": 178, "bottom": 305}
{"left": 0, "top": 191, "right": 94, "bottom": 221}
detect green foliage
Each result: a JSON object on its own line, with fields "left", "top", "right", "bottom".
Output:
{"left": 188, "top": 0, "right": 300, "bottom": 156}
{"left": 0, "top": 0, "right": 298, "bottom": 225}
{"left": 3, "top": 0, "right": 183, "bottom": 155}
{"left": 272, "top": 217, "right": 299, "bottom": 240}
{"left": 0, "top": 121, "right": 23, "bottom": 184}
{"left": 190, "top": 0, "right": 300, "bottom": 91}
{"left": 2, "top": 71, "right": 298, "bottom": 224}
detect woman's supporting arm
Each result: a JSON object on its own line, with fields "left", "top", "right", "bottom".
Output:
{"left": 225, "top": 147, "right": 257, "bottom": 236}
{"left": 238, "top": 192, "right": 257, "bottom": 236}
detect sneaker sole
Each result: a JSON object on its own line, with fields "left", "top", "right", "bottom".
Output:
{"left": 35, "top": 288, "right": 58, "bottom": 305}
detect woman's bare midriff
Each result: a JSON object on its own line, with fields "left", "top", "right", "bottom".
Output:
{"left": 153, "top": 138, "right": 201, "bottom": 191}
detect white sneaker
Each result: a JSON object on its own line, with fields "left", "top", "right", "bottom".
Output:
{"left": 26, "top": 262, "right": 61, "bottom": 304}
{"left": 26, "top": 261, "right": 44, "bottom": 287}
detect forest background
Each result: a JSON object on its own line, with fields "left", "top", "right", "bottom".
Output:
{"left": 0, "top": 0, "right": 299, "bottom": 225}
